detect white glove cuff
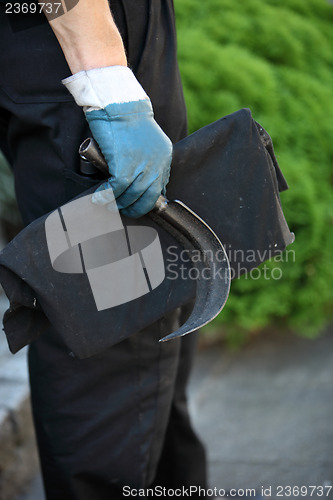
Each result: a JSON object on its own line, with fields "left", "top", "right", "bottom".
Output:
{"left": 62, "top": 66, "right": 149, "bottom": 112}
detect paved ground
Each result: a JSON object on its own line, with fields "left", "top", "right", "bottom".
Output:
{"left": 9, "top": 319, "right": 332, "bottom": 500}
{"left": 189, "top": 328, "right": 333, "bottom": 497}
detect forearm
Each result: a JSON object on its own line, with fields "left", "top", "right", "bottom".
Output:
{"left": 42, "top": 0, "right": 127, "bottom": 74}
{"left": 43, "top": 0, "right": 171, "bottom": 218}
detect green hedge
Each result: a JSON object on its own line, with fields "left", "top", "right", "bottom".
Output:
{"left": 0, "top": 1, "right": 332, "bottom": 339}
{"left": 175, "top": 0, "right": 333, "bottom": 338}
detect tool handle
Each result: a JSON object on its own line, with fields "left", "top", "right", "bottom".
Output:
{"left": 79, "top": 138, "right": 167, "bottom": 213}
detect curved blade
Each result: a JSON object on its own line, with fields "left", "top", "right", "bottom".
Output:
{"left": 79, "top": 138, "right": 231, "bottom": 341}
{"left": 149, "top": 199, "right": 230, "bottom": 342}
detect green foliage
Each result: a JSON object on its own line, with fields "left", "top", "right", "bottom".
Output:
{"left": 0, "top": 152, "right": 21, "bottom": 226}
{"left": 0, "top": 0, "right": 332, "bottom": 339}
{"left": 175, "top": 0, "right": 333, "bottom": 336}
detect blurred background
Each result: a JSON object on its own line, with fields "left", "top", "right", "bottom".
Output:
{"left": 174, "top": 0, "right": 333, "bottom": 343}
{"left": 0, "top": 0, "right": 333, "bottom": 498}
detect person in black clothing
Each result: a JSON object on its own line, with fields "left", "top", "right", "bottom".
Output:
{"left": 0, "top": 1, "right": 207, "bottom": 498}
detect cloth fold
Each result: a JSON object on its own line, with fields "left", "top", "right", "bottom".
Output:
{"left": 0, "top": 108, "right": 294, "bottom": 359}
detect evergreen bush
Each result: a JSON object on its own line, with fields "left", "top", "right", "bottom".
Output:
{"left": 0, "top": 1, "right": 332, "bottom": 339}
{"left": 175, "top": 0, "right": 333, "bottom": 337}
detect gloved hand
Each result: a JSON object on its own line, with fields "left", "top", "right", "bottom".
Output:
{"left": 63, "top": 66, "right": 172, "bottom": 218}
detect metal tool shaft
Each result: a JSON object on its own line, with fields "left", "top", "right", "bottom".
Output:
{"left": 79, "top": 137, "right": 169, "bottom": 212}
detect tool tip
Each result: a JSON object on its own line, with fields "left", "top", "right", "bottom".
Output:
{"left": 159, "top": 332, "right": 185, "bottom": 342}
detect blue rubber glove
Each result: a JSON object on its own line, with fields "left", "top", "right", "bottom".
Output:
{"left": 63, "top": 66, "right": 172, "bottom": 218}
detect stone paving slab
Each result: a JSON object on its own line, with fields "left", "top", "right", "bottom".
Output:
{"left": 0, "top": 293, "right": 39, "bottom": 500}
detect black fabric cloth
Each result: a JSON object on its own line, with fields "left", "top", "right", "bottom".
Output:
{"left": 0, "top": 108, "right": 294, "bottom": 359}
{"left": 0, "top": 1, "right": 208, "bottom": 498}
{"left": 0, "top": 0, "right": 186, "bottom": 224}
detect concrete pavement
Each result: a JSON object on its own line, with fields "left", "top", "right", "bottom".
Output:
{"left": 189, "top": 328, "right": 333, "bottom": 496}
{"left": 0, "top": 292, "right": 331, "bottom": 499}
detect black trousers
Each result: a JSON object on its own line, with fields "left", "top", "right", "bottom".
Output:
{"left": 0, "top": 1, "right": 207, "bottom": 498}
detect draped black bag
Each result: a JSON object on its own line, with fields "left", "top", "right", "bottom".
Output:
{"left": 0, "top": 108, "right": 294, "bottom": 358}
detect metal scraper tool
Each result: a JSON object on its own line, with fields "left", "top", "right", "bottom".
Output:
{"left": 79, "top": 138, "right": 231, "bottom": 342}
